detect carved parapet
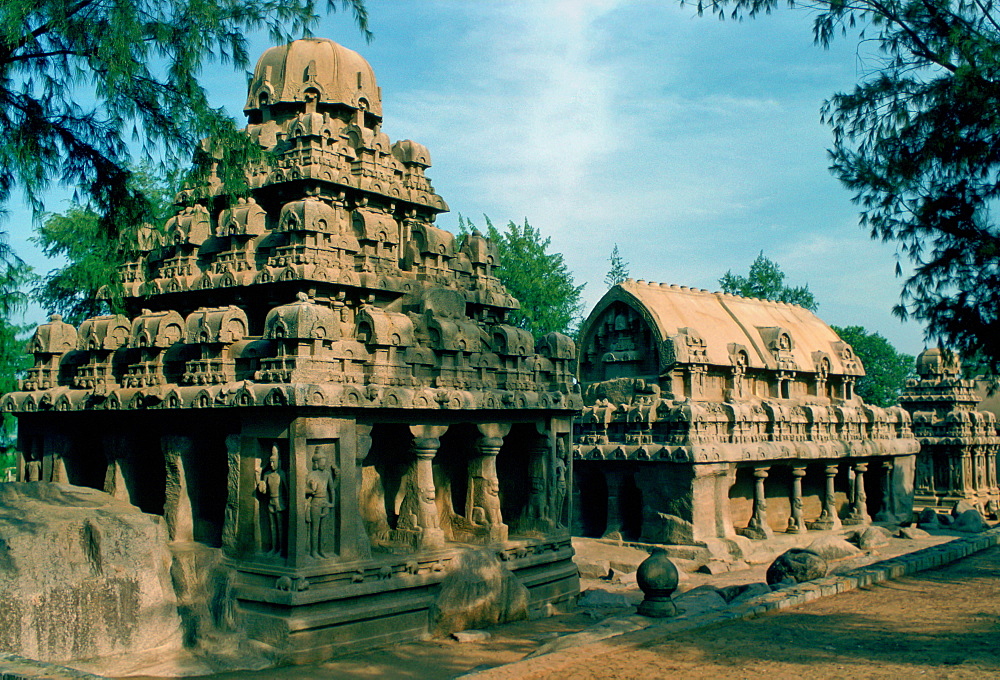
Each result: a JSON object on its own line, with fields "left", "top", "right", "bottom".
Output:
{"left": 130, "top": 309, "right": 185, "bottom": 349}
{"left": 165, "top": 204, "right": 211, "bottom": 247}
{"left": 263, "top": 293, "right": 340, "bottom": 341}
{"left": 355, "top": 306, "right": 414, "bottom": 348}
{"left": 216, "top": 196, "right": 267, "bottom": 237}
{"left": 185, "top": 306, "right": 248, "bottom": 345}
{"left": 22, "top": 314, "right": 78, "bottom": 391}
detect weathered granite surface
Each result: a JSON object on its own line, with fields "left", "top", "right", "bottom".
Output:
{"left": 0, "top": 483, "right": 181, "bottom": 663}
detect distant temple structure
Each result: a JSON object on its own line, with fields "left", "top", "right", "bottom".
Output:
{"left": 4, "top": 39, "right": 579, "bottom": 659}
{"left": 572, "top": 281, "right": 919, "bottom": 554}
{"left": 899, "top": 348, "right": 1000, "bottom": 516}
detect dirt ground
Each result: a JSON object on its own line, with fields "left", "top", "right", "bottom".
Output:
{"left": 122, "top": 532, "right": 992, "bottom": 680}
{"left": 497, "top": 545, "right": 1000, "bottom": 680}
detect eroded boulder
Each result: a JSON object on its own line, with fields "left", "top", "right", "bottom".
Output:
{"left": 765, "top": 548, "right": 827, "bottom": 586}
{"left": 0, "top": 483, "right": 181, "bottom": 663}
{"left": 855, "top": 526, "right": 893, "bottom": 550}
{"left": 951, "top": 509, "right": 988, "bottom": 533}
{"left": 430, "top": 549, "right": 528, "bottom": 635}
{"left": 807, "top": 535, "right": 861, "bottom": 561}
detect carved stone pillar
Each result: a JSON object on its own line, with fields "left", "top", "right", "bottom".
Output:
{"left": 604, "top": 468, "right": 624, "bottom": 538}
{"left": 738, "top": 466, "right": 772, "bottom": 540}
{"left": 786, "top": 466, "right": 807, "bottom": 534}
{"left": 843, "top": 462, "right": 871, "bottom": 526}
{"left": 469, "top": 435, "right": 508, "bottom": 542}
{"left": 875, "top": 460, "right": 896, "bottom": 522}
{"left": 411, "top": 436, "right": 445, "bottom": 548}
{"left": 960, "top": 449, "right": 973, "bottom": 496}
{"left": 102, "top": 434, "right": 131, "bottom": 502}
{"left": 221, "top": 434, "right": 242, "bottom": 555}
{"left": 162, "top": 434, "right": 195, "bottom": 542}
{"left": 808, "top": 464, "right": 841, "bottom": 530}
{"left": 44, "top": 432, "right": 69, "bottom": 484}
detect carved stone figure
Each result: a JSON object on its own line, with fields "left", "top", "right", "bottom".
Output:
{"left": 552, "top": 454, "right": 568, "bottom": 527}
{"left": 256, "top": 445, "right": 286, "bottom": 555}
{"left": 305, "top": 449, "right": 337, "bottom": 559}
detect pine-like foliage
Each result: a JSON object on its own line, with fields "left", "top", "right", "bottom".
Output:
{"left": 604, "top": 244, "right": 630, "bottom": 287}
{"left": 459, "top": 215, "right": 585, "bottom": 338}
{"left": 719, "top": 252, "right": 818, "bottom": 311}
{"left": 694, "top": 0, "right": 1000, "bottom": 374}
{"left": 0, "top": 0, "right": 369, "bottom": 236}
{"left": 0, "top": 238, "right": 32, "bottom": 440}
{"left": 32, "top": 166, "right": 176, "bottom": 324}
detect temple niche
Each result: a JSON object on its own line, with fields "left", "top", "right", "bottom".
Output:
{"left": 3, "top": 38, "right": 580, "bottom": 660}
{"left": 573, "top": 281, "right": 919, "bottom": 555}
{"left": 899, "top": 348, "right": 1000, "bottom": 516}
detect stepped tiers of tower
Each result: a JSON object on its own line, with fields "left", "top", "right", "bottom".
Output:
{"left": 572, "top": 281, "right": 919, "bottom": 549}
{"left": 900, "top": 348, "right": 1000, "bottom": 515}
{"left": 2, "top": 39, "right": 580, "bottom": 662}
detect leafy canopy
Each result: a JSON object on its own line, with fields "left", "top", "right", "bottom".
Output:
{"left": 459, "top": 216, "right": 585, "bottom": 338}
{"left": 32, "top": 166, "right": 176, "bottom": 325}
{"left": 0, "top": 0, "right": 369, "bottom": 237}
{"left": 719, "top": 251, "right": 818, "bottom": 311}
{"left": 831, "top": 325, "right": 914, "bottom": 407}
{"left": 691, "top": 0, "right": 1000, "bottom": 374}
{"left": 605, "top": 244, "right": 630, "bottom": 288}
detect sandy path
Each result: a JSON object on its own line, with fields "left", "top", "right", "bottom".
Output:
{"left": 511, "top": 545, "right": 1000, "bottom": 679}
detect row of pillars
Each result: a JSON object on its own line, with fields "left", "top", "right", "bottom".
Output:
{"left": 739, "top": 460, "right": 893, "bottom": 540}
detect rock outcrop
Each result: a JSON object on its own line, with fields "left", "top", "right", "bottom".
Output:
{"left": 0, "top": 483, "right": 181, "bottom": 663}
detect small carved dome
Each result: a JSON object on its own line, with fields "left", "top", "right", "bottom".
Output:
{"left": 27, "top": 314, "right": 77, "bottom": 354}
{"left": 244, "top": 38, "right": 382, "bottom": 118}
{"left": 263, "top": 293, "right": 339, "bottom": 340}
{"left": 916, "top": 347, "right": 961, "bottom": 377}
{"left": 391, "top": 140, "right": 431, "bottom": 167}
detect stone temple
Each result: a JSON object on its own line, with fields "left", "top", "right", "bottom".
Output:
{"left": 572, "top": 281, "right": 919, "bottom": 556}
{"left": 3, "top": 38, "right": 580, "bottom": 660}
{"left": 900, "top": 348, "right": 1000, "bottom": 516}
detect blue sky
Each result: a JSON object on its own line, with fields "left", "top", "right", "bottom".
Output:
{"left": 9, "top": 0, "right": 928, "bottom": 355}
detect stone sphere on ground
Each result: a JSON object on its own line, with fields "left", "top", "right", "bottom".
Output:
{"left": 636, "top": 548, "right": 679, "bottom": 618}
{"left": 766, "top": 548, "right": 827, "bottom": 586}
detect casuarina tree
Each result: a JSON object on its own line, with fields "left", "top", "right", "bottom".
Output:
{"left": 692, "top": 0, "right": 1000, "bottom": 374}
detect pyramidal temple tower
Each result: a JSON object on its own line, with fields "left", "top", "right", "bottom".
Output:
{"left": 4, "top": 39, "right": 580, "bottom": 659}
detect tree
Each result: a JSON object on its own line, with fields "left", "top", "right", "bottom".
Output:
{"left": 693, "top": 0, "right": 1000, "bottom": 375}
{"left": 719, "top": 251, "right": 819, "bottom": 311}
{"left": 0, "top": 243, "right": 32, "bottom": 442}
{"left": 831, "top": 325, "right": 914, "bottom": 407}
{"left": 605, "top": 244, "right": 630, "bottom": 287}
{"left": 459, "top": 215, "right": 585, "bottom": 337}
{"left": 0, "top": 0, "right": 369, "bottom": 241}
{"left": 32, "top": 166, "right": 176, "bottom": 324}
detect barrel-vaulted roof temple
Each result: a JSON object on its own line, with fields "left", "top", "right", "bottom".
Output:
{"left": 3, "top": 38, "right": 580, "bottom": 659}
{"left": 572, "top": 281, "right": 919, "bottom": 557}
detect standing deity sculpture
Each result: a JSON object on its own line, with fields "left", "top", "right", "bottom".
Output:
{"left": 522, "top": 445, "right": 549, "bottom": 530}
{"left": 552, "top": 439, "right": 569, "bottom": 527}
{"left": 305, "top": 449, "right": 337, "bottom": 558}
{"left": 255, "top": 445, "right": 287, "bottom": 555}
